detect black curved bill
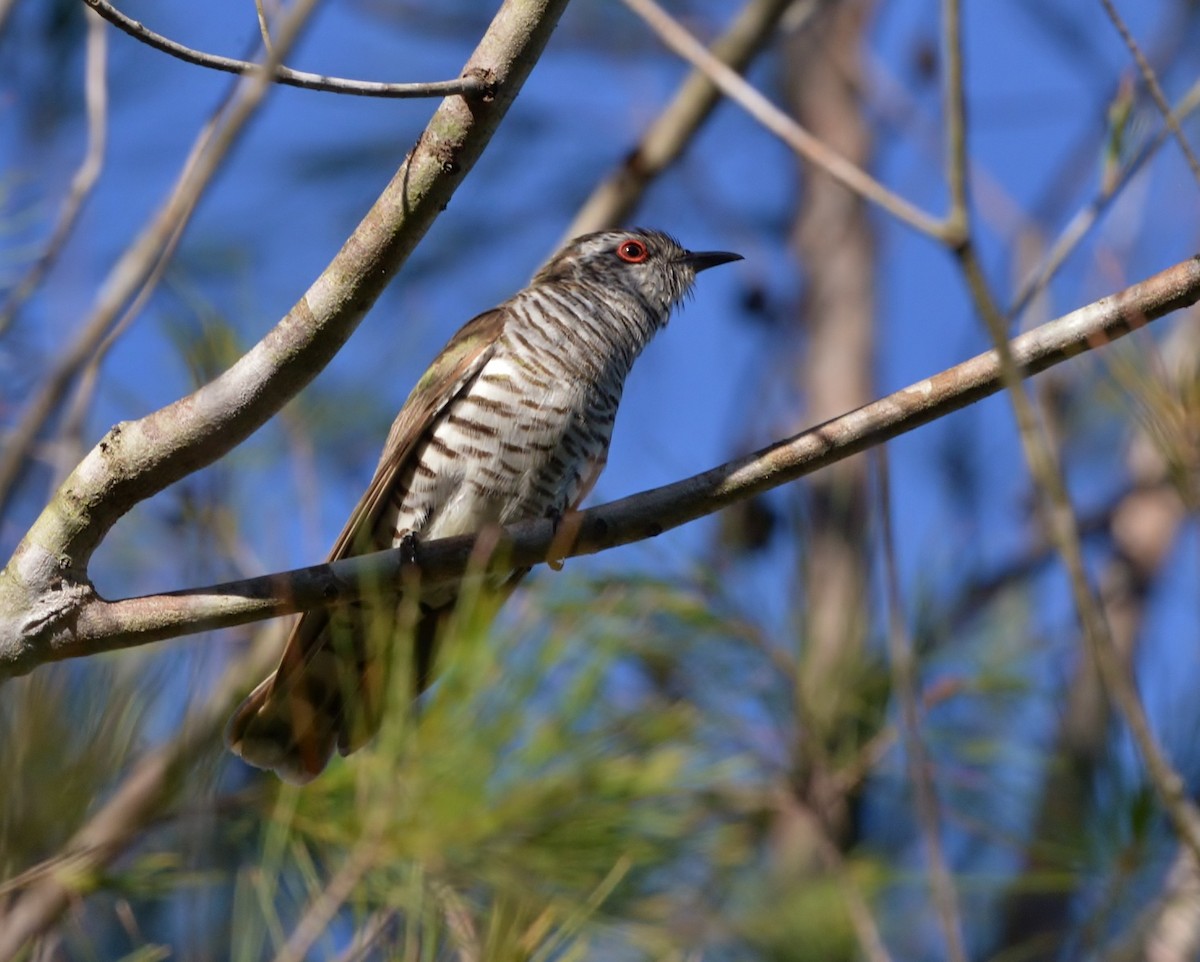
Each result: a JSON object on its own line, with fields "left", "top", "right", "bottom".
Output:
{"left": 681, "top": 249, "right": 744, "bottom": 272}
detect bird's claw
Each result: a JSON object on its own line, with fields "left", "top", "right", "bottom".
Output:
{"left": 398, "top": 531, "right": 420, "bottom": 567}
{"left": 545, "top": 509, "right": 567, "bottom": 571}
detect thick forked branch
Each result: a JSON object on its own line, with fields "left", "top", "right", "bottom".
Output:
{"left": 4, "top": 255, "right": 1196, "bottom": 676}
{"left": 0, "top": 0, "right": 320, "bottom": 520}
{"left": 0, "top": 0, "right": 570, "bottom": 670}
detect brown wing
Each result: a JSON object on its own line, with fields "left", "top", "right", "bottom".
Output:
{"left": 333, "top": 306, "right": 509, "bottom": 560}
{"left": 225, "top": 308, "right": 506, "bottom": 783}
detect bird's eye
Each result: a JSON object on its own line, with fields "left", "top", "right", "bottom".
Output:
{"left": 616, "top": 239, "right": 649, "bottom": 263}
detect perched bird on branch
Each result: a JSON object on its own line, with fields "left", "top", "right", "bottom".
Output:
{"left": 226, "top": 228, "right": 742, "bottom": 782}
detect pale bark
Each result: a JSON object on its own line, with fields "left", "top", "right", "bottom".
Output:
{"left": 785, "top": 3, "right": 876, "bottom": 804}
{"left": 0, "top": 0, "right": 571, "bottom": 672}
{"left": 2, "top": 256, "right": 1195, "bottom": 678}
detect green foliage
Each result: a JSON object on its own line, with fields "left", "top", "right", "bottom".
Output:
{"left": 734, "top": 872, "right": 860, "bottom": 962}
{"left": 219, "top": 575, "right": 766, "bottom": 959}
{"left": 0, "top": 665, "right": 145, "bottom": 880}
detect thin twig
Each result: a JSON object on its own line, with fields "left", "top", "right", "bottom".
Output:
{"left": 271, "top": 842, "right": 378, "bottom": 962}
{"left": 255, "top": 0, "right": 275, "bottom": 57}
{"left": 940, "top": 0, "right": 1200, "bottom": 873}
{"left": 46, "top": 167, "right": 195, "bottom": 496}
{"left": 941, "top": 0, "right": 968, "bottom": 244}
{"left": 958, "top": 191, "right": 1200, "bottom": 894}
{"left": 4, "top": 254, "right": 1196, "bottom": 673}
{"left": 82, "top": 0, "right": 490, "bottom": 100}
{"left": 0, "top": 0, "right": 321, "bottom": 519}
{"left": 0, "top": 8, "right": 109, "bottom": 336}
{"left": 1010, "top": 76, "right": 1200, "bottom": 321}
{"left": 330, "top": 912, "right": 395, "bottom": 962}
{"left": 877, "top": 449, "right": 968, "bottom": 962}
{"left": 1098, "top": 0, "right": 1200, "bottom": 187}
{"left": 618, "top": 0, "right": 947, "bottom": 240}
{"left": 566, "top": 0, "right": 801, "bottom": 237}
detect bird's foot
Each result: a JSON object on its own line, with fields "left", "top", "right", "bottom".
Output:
{"left": 398, "top": 531, "right": 420, "bottom": 567}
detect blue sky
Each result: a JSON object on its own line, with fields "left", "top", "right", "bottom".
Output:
{"left": 2, "top": 0, "right": 1190, "bottom": 642}
{"left": 1, "top": 0, "right": 1195, "bottom": 654}
{"left": 3, "top": 0, "right": 1200, "bottom": 954}
{"left": 2, "top": 0, "right": 1196, "bottom": 645}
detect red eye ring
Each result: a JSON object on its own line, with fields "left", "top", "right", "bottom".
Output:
{"left": 616, "top": 239, "right": 649, "bottom": 263}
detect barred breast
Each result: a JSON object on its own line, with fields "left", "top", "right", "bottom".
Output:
{"left": 381, "top": 278, "right": 661, "bottom": 559}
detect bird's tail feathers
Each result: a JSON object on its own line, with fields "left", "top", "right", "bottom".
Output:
{"left": 225, "top": 608, "right": 393, "bottom": 784}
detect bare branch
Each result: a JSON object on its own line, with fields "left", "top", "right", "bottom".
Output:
{"left": 0, "top": 0, "right": 322, "bottom": 518}
{"left": 4, "top": 255, "right": 1196, "bottom": 676}
{"left": 566, "top": 0, "right": 799, "bottom": 237}
{"left": 878, "top": 449, "right": 968, "bottom": 962}
{"left": 1011, "top": 76, "right": 1200, "bottom": 320}
{"left": 941, "top": 0, "right": 968, "bottom": 245}
{"left": 0, "top": 625, "right": 284, "bottom": 959}
{"left": 1098, "top": 0, "right": 1200, "bottom": 187}
{"left": 943, "top": 0, "right": 1200, "bottom": 867}
{"left": 254, "top": 0, "right": 275, "bottom": 57}
{"left": 0, "top": 0, "right": 571, "bottom": 663}
{"left": 272, "top": 842, "right": 378, "bottom": 962}
{"left": 967, "top": 259, "right": 1200, "bottom": 879}
{"left": 618, "top": 0, "right": 948, "bottom": 240}
{"left": 82, "top": 0, "right": 491, "bottom": 99}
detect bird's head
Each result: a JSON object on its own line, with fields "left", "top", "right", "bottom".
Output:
{"left": 532, "top": 228, "right": 742, "bottom": 319}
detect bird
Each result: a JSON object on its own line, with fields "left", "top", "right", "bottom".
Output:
{"left": 225, "top": 227, "right": 742, "bottom": 783}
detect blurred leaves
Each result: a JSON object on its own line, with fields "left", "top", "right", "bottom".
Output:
{"left": 2, "top": 0, "right": 1200, "bottom": 958}
{"left": 0, "top": 665, "right": 145, "bottom": 878}
{"left": 219, "top": 575, "right": 767, "bottom": 958}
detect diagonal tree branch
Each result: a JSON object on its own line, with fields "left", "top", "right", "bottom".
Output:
{"left": 0, "top": 625, "right": 284, "bottom": 960}
{"left": 565, "top": 0, "right": 801, "bottom": 237}
{"left": 1098, "top": 0, "right": 1200, "bottom": 186}
{"left": 943, "top": 0, "right": 1200, "bottom": 876}
{"left": 0, "top": 0, "right": 571, "bottom": 667}
{"left": 3, "top": 254, "right": 1196, "bottom": 677}
{"left": 619, "top": 0, "right": 947, "bottom": 239}
{"left": 0, "top": 0, "right": 319, "bottom": 519}
{"left": 1011, "top": 75, "right": 1200, "bottom": 321}
{"left": 879, "top": 449, "right": 968, "bottom": 962}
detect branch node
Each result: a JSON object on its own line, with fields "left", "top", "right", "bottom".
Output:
{"left": 464, "top": 67, "right": 498, "bottom": 101}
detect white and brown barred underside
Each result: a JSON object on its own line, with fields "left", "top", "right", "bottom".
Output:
{"left": 377, "top": 278, "right": 666, "bottom": 588}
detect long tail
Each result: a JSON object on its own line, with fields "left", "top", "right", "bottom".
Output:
{"left": 227, "top": 566, "right": 526, "bottom": 783}
{"left": 225, "top": 605, "right": 446, "bottom": 784}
